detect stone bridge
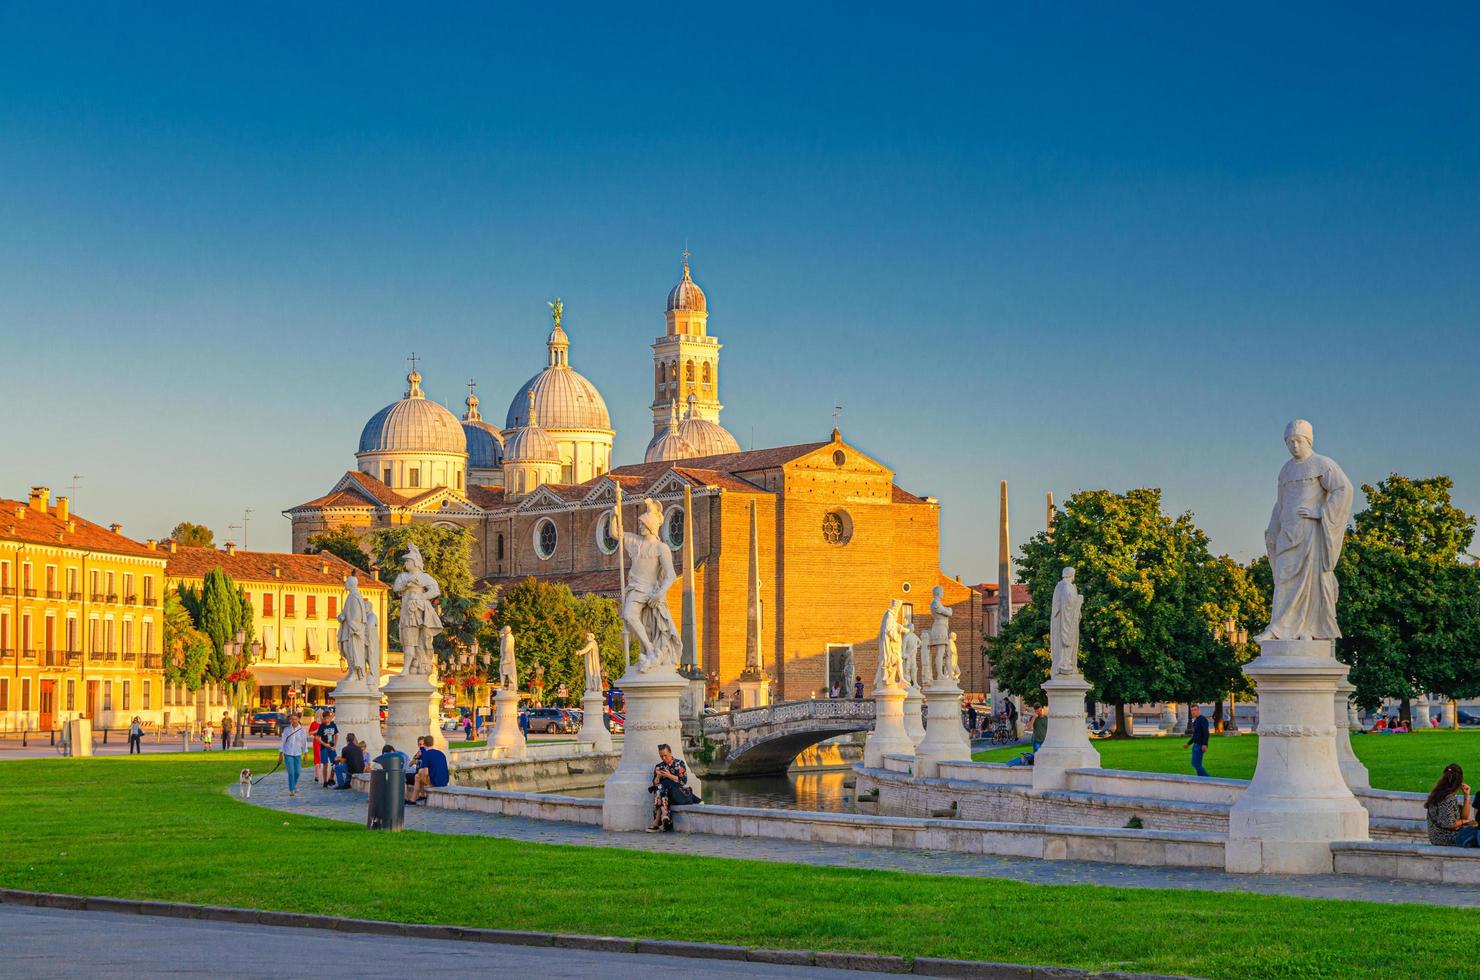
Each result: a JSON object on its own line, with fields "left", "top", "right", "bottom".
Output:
{"left": 700, "top": 698, "right": 875, "bottom": 776}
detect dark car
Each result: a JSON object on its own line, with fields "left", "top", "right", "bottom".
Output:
{"left": 250, "top": 711, "right": 288, "bottom": 736}
{"left": 522, "top": 707, "right": 578, "bottom": 735}
{"left": 1458, "top": 709, "right": 1480, "bottom": 727}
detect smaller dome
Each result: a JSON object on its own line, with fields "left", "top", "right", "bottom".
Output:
{"left": 504, "top": 395, "right": 560, "bottom": 463}
{"left": 645, "top": 401, "right": 698, "bottom": 462}
{"left": 678, "top": 415, "right": 741, "bottom": 457}
{"left": 358, "top": 370, "right": 466, "bottom": 455}
{"left": 666, "top": 260, "right": 707, "bottom": 313}
{"left": 462, "top": 419, "right": 505, "bottom": 469}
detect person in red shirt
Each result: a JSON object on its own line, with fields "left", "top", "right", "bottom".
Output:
{"left": 308, "top": 711, "right": 324, "bottom": 783}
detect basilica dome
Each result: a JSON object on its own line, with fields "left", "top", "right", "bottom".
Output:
{"left": 505, "top": 320, "right": 612, "bottom": 432}
{"left": 677, "top": 414, "right": 741, "bottom": 457}
{"left": 459, "top": 391, "right": 504, "bottom": 469}
{"left": 358, "top": 371, "right": 466, "bottom": 455}
{"left": 666, "top": 262, "right": 707, "bottom": 313}
{"left": 503, "top": 396, "right": 560, "bottom": 463}
{"left": 645, "top": 401, "right": 699, "bottom": 463}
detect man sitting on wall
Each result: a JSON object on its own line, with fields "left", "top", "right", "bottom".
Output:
{"left": 332, "top": 733, "right": 367, "bottom": 788}
{"left": 407, "top": 736, "right": 449, "bottom": 805}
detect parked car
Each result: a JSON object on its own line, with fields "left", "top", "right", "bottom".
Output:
{"left": 522, "top": 707, "right": 578, "bottom": 734}
{"left": 250, "top": 711, "right": 288, "bottom": 736}
{"left": 1457, "top": 709, "right": 1480, "bottom": 726}
{"left": 604, "top": 708, "right": 624, "bottom": 734}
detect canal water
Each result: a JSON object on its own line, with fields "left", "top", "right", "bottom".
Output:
{"left": 569, "top": 769, "right": 858, "bottom": 812}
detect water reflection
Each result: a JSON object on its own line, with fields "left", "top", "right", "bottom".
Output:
{"left": 567, "top": 769, "right": 857, "bottom": 813}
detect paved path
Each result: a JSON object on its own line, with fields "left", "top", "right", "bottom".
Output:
{"left": 243, "top": 778, "right": 1480, "bottom": 907}
{"left": 0, "top": 904, "right": 857, "bottom": 979}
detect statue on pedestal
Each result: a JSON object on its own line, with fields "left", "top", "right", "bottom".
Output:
{"left": 615, "top": 498, "right": 682, "bottom": 673}
{"left": 499, "top": 625, "right": 517, "bottom": 691}
{"left": 1257, "top": 419, "right": 1353, "bottom": 641}
{"left": 337, "top": 575, "right": 373, "bottom": 685}
{"left": 393, "top": 544, "right": 442, "bottom": 678}
{"left": 578, "top": 632, "right": 602, "bottom": 693}
{"left": 1051, "top": 567, "right": 1083, "bottom": 676}
{"left": 874, "top": 599, "right": 905, "bottom": 690}
{"left": 929, "top": 585, "right": 953, "bottom": 681}
{"left": 366, "top": 607, "right": 381, "bottom": 686}
{"left": 903, "top": 622, "right": 928, "bottom": 687}
{"left": 946, "top": 631, "right": 960, "bottom": 681}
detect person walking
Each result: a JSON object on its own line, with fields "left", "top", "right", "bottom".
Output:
{"left": 1184, "top": 703, "right": 1210, "bottom": 777}
{"left": 220, "top": 712, "right": 233, "bottom": 751}
{"left": 279, "top": 713, "right": 308, "bottom": 796}
{"left": 127, "top": 716, "right": 143, "bottom": 754}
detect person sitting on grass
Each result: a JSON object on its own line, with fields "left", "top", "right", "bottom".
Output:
{"left": 1425, "top": 763, "right": 1479, "bottom": 848}
{"left": 648, "top": 743, "right": 699, "bottom": 831}
{"left": 332, "top": 733, "right": 367, "bottom": 789}
{"left": 406, "top": 736, "right": 449, "bottom": 805}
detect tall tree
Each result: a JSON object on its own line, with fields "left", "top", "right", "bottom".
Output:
{"left": 198, "top": 567, "right": 243, "bottom": 680}
{"left": 169, "top": 522, "right": 215, "bottom": 548}
{"left": 163, "top": 592, "right": 212, "bottom": 691}
{"left": 368, "top": 524, "right": 490, "bottom": 668}
{"left": 989, "top": 488, "right": 1244, "bottom": 736}
{"left": 306, "top": 526, "right": 373, "bottom": 573}
{"left": 1337, "top": 474, "right": 1480, "bottom": 720}
{"left": 489, "top": 579, "right": 627, "bottom": 702}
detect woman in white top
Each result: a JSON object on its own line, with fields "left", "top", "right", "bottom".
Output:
{"left": 279, "top": 714, "right": 309, "bottom": 796}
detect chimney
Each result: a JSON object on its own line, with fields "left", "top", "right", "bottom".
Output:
{"left": 109, "top": 522, "right": 123, "bottom": 534}
{"left": 56, "top": 496, "right": 70, "bottom": 521}
{"left": 167, "top": 539, "right": 178, "bottom": 554}
{"left": 67, "top": 520, "right": 76, "bottom": 532}
{"left": 224, "top": 541, "right": 237, "bottom": 557}
{"left": 272, "top": 565, "right": 281, "bottom": 578}
{"left": 146, "top": 538, "right": 157, "bottom": 551}
{"left": 320, "top": 560, "right": 330, "bottom": 574}
{"left": 28, "top": 486, "right": 49, "bottom": 513}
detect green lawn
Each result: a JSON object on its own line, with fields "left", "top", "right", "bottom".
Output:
{"left": 972, "top": 729, "right": 1480, "bottom": 793}
{"left": 0, "top": 755, "right": 1477, "bottom": 978}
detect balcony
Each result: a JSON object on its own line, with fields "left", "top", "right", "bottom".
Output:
{"left": 0, "top": 647, "right": 13, "bottom": 664}
{"left": 0, "top": 586, "right": 14, "bottom": 596}
{"left": 142, "top": 596, "right": 156, "bottom": 607}
{"left": 88, "top": 649, "right": 106, "bottom": 664}
{"left": 46, "top": 589, "right": 62, "bottom": 599}
{"left": 23, "top": 588, "right": 37, "bottom": 598}
{"left": 124, "top": 593, "right": 138, "bottom": 605}
{"left": 68, "top": 591, "right": 82, "bottom": 601}
{"left": 43, "top": 650, "right": 62, "bottom": 667}
{"left": 66, "top": 649, "right": 82, "bottom": 665}
{"left": 142, "top": 652, "right": 163, "bottom": 670}
{"left": 105, "top": 593, "right": 119, "bottom": 603}
{"left": 21, "top": 648, "right": 38, "bottom": 663}
{"left": 90, "top": 592, "right": 104, "bottom": 602}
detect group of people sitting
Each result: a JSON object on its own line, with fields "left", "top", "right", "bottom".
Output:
{"left": 276, "top": 708, "right": 450, "bottom": 804}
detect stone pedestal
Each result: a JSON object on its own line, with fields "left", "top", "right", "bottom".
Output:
{"left": 1334, "top": 672, "right": 1368, "bottom": 789}
{"left": 863, "top": 685, "right": 914, "bottom": 769}
{"left": 329, "top": 682, "right": 382, "bottom": 758}
{"left": 487, "top": 686, "right": 528, "bottom": 760}
{"left": 577, "top": 689, "right": 613, "bottom": 753}
{"left": 902, "top": 686, "right": 926, "bottom": 747}
{"left": 736, "top": 667, "right": 770, "bottom": 709}
{"left": 1226, "top": 640, "right": 1369, "bottom": 874}
{"left": 1412, "top": 699, "right": 1432, "bottom": 728}
{"left": 1348, "top": 703, "right": 1362, "bottom": 730}
{"left": 603, "top": 668, "right": 698, "bottom": 831}
{"left": 1442, "top": 700, "right": 1457, "bottom": 729}
{"left": 915, "top": 680, "right": 972, "bottom": 777}
{"left": 1159, "top": 702, "right": 1178, "bottom": 734}
{"left": 384, "top": 673, "right": 444, "bottom": 755}
{"left": 1032, "top": 676, "right": 1099, "bottom": 791}
{"left": 65, "top": 717, "right": 93, "bottom": 757}
{"left": 1175, "top": 702, "right": 1190, "bottom": 734}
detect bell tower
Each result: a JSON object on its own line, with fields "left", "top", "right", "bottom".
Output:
{"left": 651, "top": 252, "right": 723, "bottom": 435}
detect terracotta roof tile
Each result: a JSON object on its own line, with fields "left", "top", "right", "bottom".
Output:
{"left": 166, "top": 547, "right": 386, "bottom": 587}
{"left": 0, "top": 499, "right": 163, "bottom": 559}
{"left": 465, "top": 486, "right": 506, "bottom": 509}
{"left": 341, "top": 471, "right": 409, "bottom": 506}
{"left": 478, "top": 569, "right": 622, "bottom": 597}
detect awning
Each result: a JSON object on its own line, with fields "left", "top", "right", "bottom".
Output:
{"left": 249, "top": 664, "right": 354, "bottom": 687}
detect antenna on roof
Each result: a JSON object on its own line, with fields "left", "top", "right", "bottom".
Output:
{"left": 70, "top": 474, "right": 82, "bottom": 509}
{"left": 243, "top": 508, "right": 253, "bottom": 550}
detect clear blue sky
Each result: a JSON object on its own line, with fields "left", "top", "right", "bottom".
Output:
{"left": 2, "top": 4, "right": 1476, "bottom": 580}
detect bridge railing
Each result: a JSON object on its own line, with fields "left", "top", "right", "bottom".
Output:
{"left": 702, "top": 697, "right": 875, "bottom": 736}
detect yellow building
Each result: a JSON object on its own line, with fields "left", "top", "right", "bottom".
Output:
{"left": 0, "top": 487, "right": 168, "bottom": 731}
{"left": 165, "top": 543, "right": 390, "bottom": 711}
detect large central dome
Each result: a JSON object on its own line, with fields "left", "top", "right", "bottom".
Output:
{"left": 505, "top": 314, "right": 612, "bottom": 432}
{"left": 359, "top": 371, "right": 466, "bottom": 455}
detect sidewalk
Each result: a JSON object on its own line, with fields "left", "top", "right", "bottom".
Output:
{"left": 241, "top": 776, "right": 1480, "bottom": 908}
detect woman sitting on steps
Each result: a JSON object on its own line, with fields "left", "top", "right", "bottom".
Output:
{"left": 1425, "top": 763, "right": 1479, "bottom": 848}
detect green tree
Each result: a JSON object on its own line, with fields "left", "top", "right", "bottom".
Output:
{"left": 989, "top": 489, "right": 1245, "bottom": 736}
{"left": 1337, "top": 474, "right": 1480, "bottom": 721}
{"left": 367, "top": 524, "right": 490, "bottom": 667}
{"left": 490, "top": 579, "right": 628, "bottom": 703}
{"left": 162, "top": 592, "right": 211, "bottom": 691}
{"left": 198, "top": 567, "right": 244, "bottom": 680}
{"left": 169, "top": 522, "right": 215, "bottom": 548}
{"left": 306, "top": 526, "right": 373, "bottom": 573}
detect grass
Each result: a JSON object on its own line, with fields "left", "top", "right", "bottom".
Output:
{"left": 0, "top": 755, "right": 1477, "bottom": 978}
{"left": 972, "top": 729, "right": 1480, "bottom": 793}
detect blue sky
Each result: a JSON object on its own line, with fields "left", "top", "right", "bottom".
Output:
{"left": 1, "top": 4, "right": 1476, "bottom": 579}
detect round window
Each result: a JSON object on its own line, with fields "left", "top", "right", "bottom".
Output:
{"left": 596, "top": 508, "right": 619, "bottom": 555}
{"left": 822, "top": 509, "right": 853, "bottom": 546}
{"left": 832, "top": 449, "right": 846, "bottom": 466}
{"left": 533, "top": 518, "right": 558, "bottom": 560}
{"left": 664, "top": 505, "right": 685, "bottom": 549}
{"left": 902, "top": 581, "right": 912, "bottom": 594}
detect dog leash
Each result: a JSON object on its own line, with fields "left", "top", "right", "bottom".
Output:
{"left": 250, "top": 756, "right": 283, "bottom": 786}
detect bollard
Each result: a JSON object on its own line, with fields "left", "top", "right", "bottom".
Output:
{"left": 102, "top": 728, "right": 109, "bottom": 745}
{"left": 182, "top": 730, "right": 190, "bottom": 752}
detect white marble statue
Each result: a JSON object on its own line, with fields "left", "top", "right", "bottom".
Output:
{"left": 946, "top": 631, "right": 961, "bottom": 681}
{"left": 1050, "top": 566, "right": 1083, "bottom": 676}
{"left": 616, "top": 498, "right": 682, "bottom": 673}
{"left": 874, "top": 599, "right": 905, "bottom": 690}
{"left": 337, "top": 575, "right": 373, "bottom": 684}
{"left": 902, "top": 622, "right": 926, "bottom": 687}
{"left": 366, "top": 606, "right": 381, "bottom": 685}
{"left": 929, "top": 585, "right": 953, "bottom": 681}
{"left": 578, "top": 631, "right": 602, "bottom": 693}
{"left": 1257, "top": 419, "right": 1354, "bottom": 641}
{"left": 499, "top": 625, "right": 517, "bottom": 691}
{"left": 393, "top": 543, "right": 442, "bottom": 677}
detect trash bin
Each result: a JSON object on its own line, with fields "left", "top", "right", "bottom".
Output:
{"left": 367, "top": 752, "right": 405, "bottom": 831}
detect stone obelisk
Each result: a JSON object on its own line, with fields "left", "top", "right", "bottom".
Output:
{"left": 737, "top": 498, "right": 770, "bottom": 708}
{"left": 679, "top": 484, "right": 706, "bottom": 726}
{"left": 1045, "top": 491, "right": 1054, "bottom": 537}
{"left": 998, "top": 481, "right": 1012, "bottom": 627}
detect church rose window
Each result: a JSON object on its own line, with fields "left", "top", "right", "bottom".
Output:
{"left": 534, "top": 519, "right": 558, "bottom": 560}
{"left": 822, "top": 509, "right": 852, "bottom": 545}
{"left": 596, "top": 509, "right": 619, "bottom": 555}
{"left": 664, "top": 506, "right": 685, "bottom": 549}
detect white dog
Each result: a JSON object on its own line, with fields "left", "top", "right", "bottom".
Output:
{"left": 238, "top": 768, "right": 253, "bottom": 799}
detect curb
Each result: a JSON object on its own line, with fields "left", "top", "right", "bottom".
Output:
{"left": 0, "top": 888, "right": 1193, "bottom": 979}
